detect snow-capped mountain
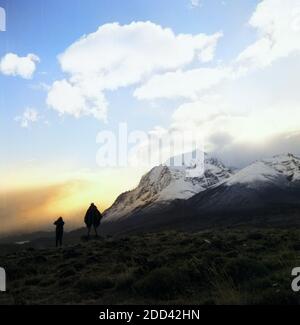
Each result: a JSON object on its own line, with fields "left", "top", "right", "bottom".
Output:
{"left": 99, "top": 153, "right": 300, "bottom": 236}
{"left": 226, "top": 153, "right": 300, "bottom": 187}
{"left": 103, "top": 154, "right": 233, "bottom": 222}
{"left": 189, "top": 153, "right": 300, "bottom": 214}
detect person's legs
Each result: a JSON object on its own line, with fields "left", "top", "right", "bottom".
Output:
{"left": 87, "top": 226, "right": 91, "bottom": 238}
{"left": 94, "top": 225, "right": 98, "bottom": 237}
{"left": 56, "top": 232, "right": 62, "bottom": 247}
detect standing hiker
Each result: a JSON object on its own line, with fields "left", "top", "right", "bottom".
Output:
{"left": 54, "top": 217, "right": 65, "bottom": 247}
{"left": 84, "top": 203, "right": 103, "bottom": 238}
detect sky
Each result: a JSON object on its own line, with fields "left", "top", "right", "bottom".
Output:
{"left": 1, "top": 0, "right": 300, "bottom": 236}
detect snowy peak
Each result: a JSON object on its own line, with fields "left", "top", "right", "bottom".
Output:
{"left": 226, "top": 153, "right": 300, "bottom": 187}
{"left": 104, "top": 154, "right": 233, "bottom": 221}
{"left": 199, "top": 156, "right": 233, "bottom": 188}
{"left": 263, "top": 153, "right": 300, "bottom": 182}
{"left": 103, "top": 153, "right": 300, "bottom": 224}
{"left": 137, "top": 165, "right": 172, "bottom": 198}
{"left": 158, "top": 156, "right": 233, "bottom": 201}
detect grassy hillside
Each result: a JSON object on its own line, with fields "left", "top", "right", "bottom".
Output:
{"left": 1, "top": 227, "right": 300, "bottom": 305}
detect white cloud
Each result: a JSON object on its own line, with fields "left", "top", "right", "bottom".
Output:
{"left": 0, "top": 53, "right": 40, "bottom": 79}
{"left": 133, "top": 0, "right": 300, "bottom": 167}
{"left": 134, "top": 66, "right": 232, "bottom": 100}
{"left": 30, "top": 82, "right": 51, "bottom": 92}
{"left": 46, "top": 79, "right": 107, "bottom": 120}
{"left": 134, "top": 0, "right": 300, "bottom": 101}
{"left": 190, "top": 0, "right": 201, "bottom": 8}
{"left": 46, "top": 1, "right": 300, "bottom": 167}
{"left": 169, "top": 54, "right": 300, "bottom": 152}
{"left": 47, "top": 21, "right": 222, "bottom": 120}
{"left": 237, "top": 0, "right": 300, "bottom": 69}
{"left": 59, "top": 21, "right": 221, "bottom": 83}
{"left": 15, "top": 108, "right": 40, "bottom": 128}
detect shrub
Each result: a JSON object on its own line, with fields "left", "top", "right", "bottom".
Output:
{"left": 24, "top": 276, "right": 42, "bottom": 286}
{"left": 134, "top": 266, "right": 190, "bottom": 299}
{"left": 115, "top": 271, "right": 135, "bottom": 291}
{"left": 224, "top": 257, "right": 269, "bottom": 284}
{"left": 59, "top": 267, "right": 76, "bottom": 278}
{"left": 76, "top": 275, "right": 114, "bottom": 293}
{"left": 247, "top": 232, "right": 263, "bottom": 240}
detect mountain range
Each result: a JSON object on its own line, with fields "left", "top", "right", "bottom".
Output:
{"left": 101, "top": 153, "right": 300, "bottom": 235}
{"left": 103, "top": 153, "right": 233, "bottom": 222}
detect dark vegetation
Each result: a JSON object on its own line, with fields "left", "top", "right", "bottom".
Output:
{"left": 1, "top": 227, "right": 300, "bottom": 305}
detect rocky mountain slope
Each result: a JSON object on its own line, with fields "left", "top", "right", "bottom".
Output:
{"left": 103, "top": 154, "right": 233, "bottom": 222}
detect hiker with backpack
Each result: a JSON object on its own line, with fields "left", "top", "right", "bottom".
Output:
{"left": 84, "top": 203, "right": 103, "bottom": 238}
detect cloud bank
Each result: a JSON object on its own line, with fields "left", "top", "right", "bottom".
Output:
{"left": 47, "top": 21, "right": 222, "bottom": 120}
{"left": 46, "top": 0, "right": 300, "bottom": 167}
{"left": 131, "top": 0, "right": 300, "bottom": 166}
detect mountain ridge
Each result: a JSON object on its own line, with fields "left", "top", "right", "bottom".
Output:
{"left": 99, "top": 153, "right": 300, "bottom": 235}
{"left": 103, "top": 153, "right": 233, "bottom": 222}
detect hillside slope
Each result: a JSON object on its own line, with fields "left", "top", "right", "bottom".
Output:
{"left": 1, "top": 228, "right": 300, "bottom": 305}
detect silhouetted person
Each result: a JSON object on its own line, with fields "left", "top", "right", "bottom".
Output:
{"left": 54, "top": 217, "right": 64, "bottom": 247}
{"left": 84, "top": 203, "right": 103, "bottom": 238}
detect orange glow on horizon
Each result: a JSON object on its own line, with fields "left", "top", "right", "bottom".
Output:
{"left": 0, "top": 164, "right": 147, "bottom": 236}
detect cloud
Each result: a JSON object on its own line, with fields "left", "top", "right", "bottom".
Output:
{"left": 0, "top": 53, "right": 40, "bottom": 79}
{"left": 212, "top": 131, "right": 300, "bottom": 169}
{"left": 135, "top": 47, "right": 300, "bottom": 167}
{"left": 15, "top": 108, "right": 40, "bottom": 128}
{"left": 134, "top": 66, "right": 231, "bottom": 100}
{"left": 237, "top": 0, "right": 300, "bottom": 70}
{"left": 47, "top": 79, "right": 108, "bottom": 120}
{"left": 45, "top": 1, "right": 300, "bottom": 168}
{"left": 134, "top": 0, "right": 300, "bottom": 102}
{"left": 169, "top": 58, "right": 300, "bottom": 153}
{"left": 114, "top": 0, "right": 300, "bottom": 167}
{"left": 132, "top": 0, "right": 300, "bottom": 165}
{"left": 190, "top": 0, "right": 201, "bottom": 8}
{"left": 59, "top": 21, "right": 221, "bottom": 81}
{"left": 47, "top": 21, "right": 222, "bottom": 120}
{"left": 30, "top": 82, "right": 51, "bottom": 92}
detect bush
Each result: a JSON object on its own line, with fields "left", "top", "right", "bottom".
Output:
{"left": 134, "top": 266, "right": 190, "bottom": 299}
{"left": 224, "top": 257, "right": 269, "bottom": 284}
{"left": 24, "top": 276, "right": 42, "bottom": 286}
{"left": 247, "top": 232, "right": 263, "bottom": 240}
{"left": 77, "top": 275, "right": 114, "bottom": 293}
{"left": 59, "top": 267, "right": 76, "bottom": 278}
{"left": 115, "top": 271, "right": 135, "bottom": 291}
{"left": 180, "top": 257, "right": 208, "bottom": 283}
